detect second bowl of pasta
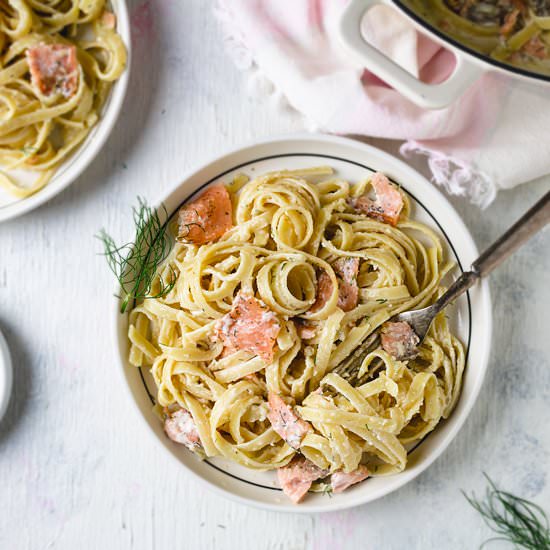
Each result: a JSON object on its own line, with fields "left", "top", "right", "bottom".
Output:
{"left": 0, "top": 0, "right": 130, "bottom": 222}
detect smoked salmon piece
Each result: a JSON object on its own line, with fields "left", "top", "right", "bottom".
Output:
{"left": 294, "top": 319, "right": 317, "bottom": 340}
{"left": 164, "top": 408, "right": 202, "bottom": 451}
{"left": 381, "top": 321, "right": 420, "bottom": 360}
{"left": 214, "top": 293, "right": 280, "bottom": 362}
{"left": 267, "top": 393, "right": 312, "bottom": 449}
{"left": 177, "top": 184, "right": 233, "bottom": 245}
{"left": 101, "top": 10, "right": 117, "bottom": 29}
{"left": 27, "top": 43, "right": 79, "bottom": 98}
{"left": 310, "top": 269, "right": 333, "bottom": 313}
{"left": 522, "top": 36, "right": 547, "bottom": 60}
{"left": 310, "top": 257, "right": 360, "bottom": 313}
{"left": 333, "top": 257, "right": 359, "bottom": 312}
{"left": 277, "top": 456, "right": 328, "bottom": 504}
{"left": 500, "top": 8, "right": 520, "bottom": 36}
{"left": 331, "top": 465, "right": 369, "bottom": 493}
{"left": 349, "top": 172, "right": 403, "bottom": 226}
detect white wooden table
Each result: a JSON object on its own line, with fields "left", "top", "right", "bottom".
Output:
{"left": 1, "top": 2, "right": 549, "bottom": 549}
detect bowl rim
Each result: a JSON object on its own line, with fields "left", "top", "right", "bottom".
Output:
{"left": 0, "top": 327, "right": 13, "bottom": 423}
{"left": 111, "top": 133, "right": 492, "bottom": 513}
{"left": 0, "top": 0, "right": 132, "bottom": 223}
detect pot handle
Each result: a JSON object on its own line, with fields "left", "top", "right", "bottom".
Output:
{"left": 337, "top": 0, "right": 484, "bottom": 109}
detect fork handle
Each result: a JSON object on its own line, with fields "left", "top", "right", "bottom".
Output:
{"left": 433, "top": 190, "right": 550, "bottom": 314}
{"left": 472, "top": 190, "right": 550, "bottom": 277}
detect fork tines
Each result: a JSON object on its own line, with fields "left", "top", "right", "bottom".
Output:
{"left": 329, "top": 331, "right": 381, "bottom": 388}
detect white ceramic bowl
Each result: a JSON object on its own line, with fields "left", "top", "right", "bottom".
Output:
{"left": 0, "top": 0, "right": 131, "bottom": 223}
{"left": 0, "top": 327, "right": 12, "bottom": 423}
{"left": 113, "top": 134, "right": 492, "bottom": 512}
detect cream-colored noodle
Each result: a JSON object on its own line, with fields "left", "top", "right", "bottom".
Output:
{"left": 128, "top": 168, "right": 465, "bottom": 476}
{"left": 0, "top": 0, "right": 127, "bottom": 197}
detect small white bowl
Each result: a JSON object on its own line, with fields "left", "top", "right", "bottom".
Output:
{"left": 112, "top": 134, "right": 492, "bottom": 512}
{"left": 0, "top": 0, "right": 131, "bottom": 223}
{"left": 0, "top": 327, "right": 13, "bottom": 423}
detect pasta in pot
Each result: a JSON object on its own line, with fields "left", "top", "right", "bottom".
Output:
{"left": 0, "top": 0, "right": 127, "bottom": 197}
{"left": 128, "top": 167, "right": 465, "bottom": 502}
{"left": 402, "top": 0, "right": 550, "bottom": 75}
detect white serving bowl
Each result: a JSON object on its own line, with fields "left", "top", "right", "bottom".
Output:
{"left": 0, "top": 327, "right": 12, "bottom": 423}
{"left": 113, "top": 134, "right": 492, "bottom": 513}
{"left": 0, "top": 0, "right": 131, "bottom": 223}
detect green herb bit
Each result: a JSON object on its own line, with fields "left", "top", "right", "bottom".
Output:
{"left": 321, "top": 484, "right": 333, "bottom": 498}
{"left": 376, "top": 298, "right": 388, "bottom": 304}
{"left": 96, "top": 197, "right": 176, "bottom": 313}
{"left": 20, "top": 146, "right": 38, "bottom": 156}
{"left": 463, "top": 474, "right": 550, "bottom": 550}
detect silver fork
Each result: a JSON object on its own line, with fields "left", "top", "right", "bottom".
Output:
{"left": 330, "top": 190, "right": 550, "bottom": 389}
{"left": 324, "top": 332, "right": 381, "bottom": 394}
{"left": 395, "top": 190, "right": 549, "bottom": 343}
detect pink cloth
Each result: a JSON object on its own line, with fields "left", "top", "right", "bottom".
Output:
{"left": 216, "top": 0, "right": 550, "bottom": 207}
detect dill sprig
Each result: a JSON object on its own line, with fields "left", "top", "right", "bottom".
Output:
{"left": 321, "top": 483, "right": 333, "bottom": 498}
{"left": 463, "top": 474, "right": 550, "bottom": 549}
{"left": 96, "top": 197, "right": 176, "bottom": 313}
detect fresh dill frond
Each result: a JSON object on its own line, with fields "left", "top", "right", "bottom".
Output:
{"left": 321, "top": 483, "right": 333, "bottom": 498}
{"left": 96, "top": 197, "right": 176, "bottom": 313}
{"left": 463, "top": 474, "right": 550, "bottom": 549}
{"left": 20, "top": 146, "right": 38, "bottom": 156}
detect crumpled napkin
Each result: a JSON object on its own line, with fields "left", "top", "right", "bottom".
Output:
{"left": 216, "top": 0, "right": 550, "bottom": 207}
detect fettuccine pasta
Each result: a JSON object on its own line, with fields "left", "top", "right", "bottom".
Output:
{"left": 0, "top": 0, "right": 127, "bottom": 197}
{"left": 128, "top": 167, "right": 465, "bottom": 503}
